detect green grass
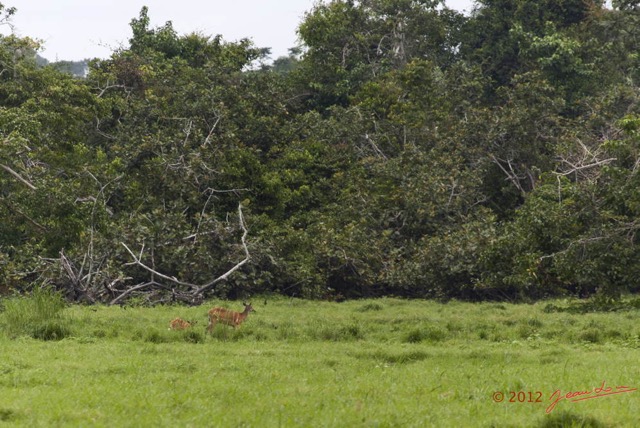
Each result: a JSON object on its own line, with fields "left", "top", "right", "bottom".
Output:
{"left": 0, "top": 296, "right": 639, "bottom": 426}
{"left": 1, "top": 287, "right": 71, "bottom": 340}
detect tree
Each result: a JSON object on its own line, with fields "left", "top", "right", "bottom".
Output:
{"left": 295, "top": 0, "right": 464, "bottom": 109}
{"left": 461, "top": 0, "right": 602, "bottom": 92}
{"left": 3, "top": 1, "right": 640, "bottom": 304}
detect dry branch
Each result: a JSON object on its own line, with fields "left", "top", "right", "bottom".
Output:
{"left": 554, "top": 157, "right": 617, "bottom": 177}
{"left": 0, "top": 163, "right": 36, "bottom": 190}
{"left": 555, "top": 138, "right": 617, "bottom": 182}
{"left": 110, "top": 281, "right": 159, "bottom": 305}
{"left": 489, "top": 154, "right": 527, "bottom": 195}
{"left": 96, "top": 82, "right": 128, "bottom": 98}
{"left": 117, "top": 203, "right": 251, "bottom": 304}
{"left": 0, "top": 198, "right": 47, "bottom": 231}
{"left": 192, "top": 203, "right": 250, "bottom": 296}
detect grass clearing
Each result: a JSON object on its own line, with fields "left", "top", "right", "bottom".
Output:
{"left": 0, "top": 296, "right": 639, "bottom": 426}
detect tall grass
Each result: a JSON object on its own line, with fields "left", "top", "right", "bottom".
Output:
{"left": 0, "top": 287, "right": 71, "bottom": 340}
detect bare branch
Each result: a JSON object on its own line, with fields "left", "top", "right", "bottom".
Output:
{"left": 190, "top": 189, "right": 216, "bottom": 244}
{"left": 59, "top": 250, "right": 79, "bottom": 286}
{"left": 555, "top": 138, "right": 617, "bottom": 182}
{"left": 489, "top": 154, "right": 527, "bottom": 195}
{"left": 110, "top": 281, "right": 158, "bottom": 306}
{"left": 0, "top": 6, "right": 16, "bottom": 31}
{"left": 96, "top": 83, "right": 128, "bottom": 98}
{"left": 0, "top": 163, "right": 37, "bottom": 190}
{"left": 203, "top": 116, "right": 221, "bottom": 146}
{"left": 121, "top": 242, "right": 199, "bottom": 289}
{"left": 192, "top": 203, "right": 250, "bottom": 296}
{"left": 119, "top": 204, "right": 251, "bottom": 302}
{"left": 106, "top": 276, "right": 132, "bottom": 293}
{"left": 57, "top": 250, "right": 97, "bottom": 303}
{"left": 445, "top": 180, "right": 457, "bottom": 211}
{"left": 554, "top": 157, "right": 617, "bottom": 177}
{"left": 0, "top": 198, "right": 47, "bottom": 231}
{"left": 183, "top": 230, "right": 217, "bottom": 241}
{"left": 363, "top": 133, "right": 388, "bottom": 160}
{"left": 206, "top": 187, "right": 250, "bottom": 194}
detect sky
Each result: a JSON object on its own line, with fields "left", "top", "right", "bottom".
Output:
{"left": 1, "top": 0, "right": 474, "bottom": 62}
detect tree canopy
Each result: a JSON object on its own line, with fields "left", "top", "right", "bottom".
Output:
{"left": 1, "top": 1, "right": 640, "bottom": 303}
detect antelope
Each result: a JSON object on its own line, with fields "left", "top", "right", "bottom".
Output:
{"left": 207, "top": 302, "right": 255, "bottom": 332}
{"left": 169, "top": 317, "right": 195, "bottom": 330}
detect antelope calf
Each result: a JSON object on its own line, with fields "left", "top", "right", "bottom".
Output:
{"left": 169, "top": 317, "right": 194, "bottom": 331}
{"left": 207, "top": 302, "right": 255, "bottom": 332}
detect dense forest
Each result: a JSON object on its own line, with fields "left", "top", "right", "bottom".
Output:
{"left": 1, "top": 0, "right": 640, "bottom": 304}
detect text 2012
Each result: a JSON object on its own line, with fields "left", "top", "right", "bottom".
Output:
{"left": 492, "top": 391, "right": 543, "bottom": 403}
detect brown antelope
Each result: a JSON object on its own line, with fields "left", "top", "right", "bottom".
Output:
{"left": 207, "top": 302, "right": 255, "bottom": 332}
{"left": 169, "top": 317, "right": 195, "bottom": 330}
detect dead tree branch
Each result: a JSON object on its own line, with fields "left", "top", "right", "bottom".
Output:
{"left": 118, "top": 203, "right": 250, "bottom": 304}
{"left": 0, "top": 198, "right": 47, "bottom": 231}
{"left": 489, "top": 154, "right": 527, "bottom": 195}
{"left": 57, "top": 250, "right": 97, "bottom": 303}
{"left": 110, "top": 281, "right": 158, "bottom": 306}
{"left": 555, "top": 138, "right": 616, "bottom": 182}
{"left": 121, "top": 242, "right": 199, "bottom": 289}
{"left": 192, "top": 203, "right": 250, "bottom": 296}
{"left": 0, "top": 163, "right": 37, "bottom": 190}
{"left": 203, "top": 115, "right": 222, "bottom": 146}
{"left": 554, "top": 157, "right": 617, "bottom": 177}
{"left": 96, "top": 82, "right": 128, "bottom": 98}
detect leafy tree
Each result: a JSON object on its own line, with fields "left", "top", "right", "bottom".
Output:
{"left": 2, "top": 1, "right": 640, "bottom": 303}
{"left": 295, "top": 0, "right": 464, "bottom": 109}
{"left": 461, "top": 0, "right": 602, "bottom": 92}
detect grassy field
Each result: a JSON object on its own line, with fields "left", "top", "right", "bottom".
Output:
{"left": 0, "top": 294, "right": 639, "bottom": 427}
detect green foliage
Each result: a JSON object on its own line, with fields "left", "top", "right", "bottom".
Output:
{"left": 296, "top": 0, "right": 463, "bottom": 108}
{"left": 461, "top": 0, "right": 599, "bottom": 90}
{"left": 1, "top": 1, "right": 640, "bottom": 302}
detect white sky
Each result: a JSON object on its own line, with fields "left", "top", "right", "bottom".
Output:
{"left": 2, "top": 0, "right": 474, "bottom": 62}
